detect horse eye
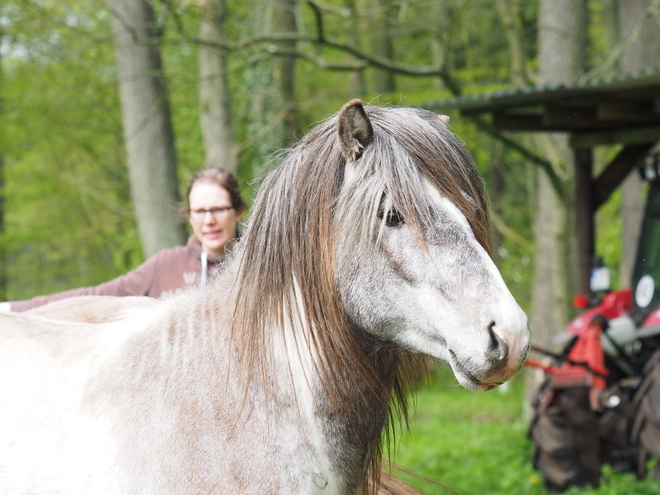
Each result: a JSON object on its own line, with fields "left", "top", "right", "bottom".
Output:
{"left": 385, "top": 209, "right": 403, "bottom": 227}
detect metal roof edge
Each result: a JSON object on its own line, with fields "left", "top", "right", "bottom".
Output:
{"left": 419, "top": 69, "right": 660, "bottom": 114}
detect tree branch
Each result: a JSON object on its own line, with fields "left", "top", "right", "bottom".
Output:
{"left": 581, "top": 0, "right": 660, "bottom": 82}
{"left": 155, "top": 0, "right": 562, "bottom": 197}
{"left": 307, "top": 0, "right": 325, "bottom": 42}
{"left": 470, "top": 116, "right": 567, "bottom": 199}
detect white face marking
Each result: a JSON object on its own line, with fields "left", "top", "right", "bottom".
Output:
{"left": 339, "top": 177, "right": 530, "bottom": 391}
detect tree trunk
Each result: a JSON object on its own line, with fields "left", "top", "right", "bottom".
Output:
{"left": 107, "top": 0, "right": 186, "bottom": 258}
{"left": 495, "top": 0, "right": 528, "bottom": 86}
{"left": 429, "top": 0, "right": 450, "bottom": 89}
{"left": 243, "top": 0, "right": 300, "bottom": 176}
{"left": 198, "top": 0, "right": 238, "bottom": 174}
{"left": 489, "top": 141, "right": 506, "bottom": 261}
{"left": 538, "top": 0, "right": 587, "bottom": 83}
{"left": 344, "top": 0, "right": 367, "bottom": 96}
{"left": 370, "top": 0, "right": 396, "bottom": 93}
{"left": 617, "top": 0, "right": 660, "bottom": 287}
{"left": 526, "top": 0, "right": 587, "bottom": 402}
{"left": 273, "top": 0, "right": 300, "bottom": 142}
{"left": 529, "top": 137, "right": 574, "bottom": 347}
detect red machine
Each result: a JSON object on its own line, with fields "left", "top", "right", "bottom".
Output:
{"left": 528, "top": 178, "right": 660, "bottom": 491}
{"left": 527, "top": 290, "right": 631, "bottom": 411}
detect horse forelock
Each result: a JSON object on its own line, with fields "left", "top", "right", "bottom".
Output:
{"left": 370, "top": 106, "right": 490, "bottom": 251}
{"left": 336, "top": 106, "right": 491, "bottom": 266}
{"left": 228, "top": 103, "right": 491, "bottom": 493}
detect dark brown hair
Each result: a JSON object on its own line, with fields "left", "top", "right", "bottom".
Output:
{"left": 185, "top": 168, "right": 246, "bottom": 213}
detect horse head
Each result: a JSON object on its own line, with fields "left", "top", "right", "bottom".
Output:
{"left": 334, "top": 99, "right": 530, "bottom": 391}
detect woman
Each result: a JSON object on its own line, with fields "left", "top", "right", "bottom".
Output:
{"left": 1, "top": 168, "right": 245, "bottom": 312}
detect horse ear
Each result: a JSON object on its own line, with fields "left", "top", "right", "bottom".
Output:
{"left": 337, "top": 99, "right": 374, "bottom": 161}
{"left": 438, "top": 114, "right": 450, "bottom": 127}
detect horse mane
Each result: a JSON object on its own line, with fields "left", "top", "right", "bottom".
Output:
{"left": 229, "top": 104, "right": 491, "bottom": 493}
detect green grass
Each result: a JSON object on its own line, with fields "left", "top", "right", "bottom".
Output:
{"left": 391, "top": 366, "right": 660, "bottom": 495}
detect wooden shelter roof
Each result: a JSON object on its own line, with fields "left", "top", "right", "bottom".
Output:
{"left": 419, "top": 71, "right": 660, "bottom": 295}
{"left": 420, "top": 71, "right": 660, "bottom": 148}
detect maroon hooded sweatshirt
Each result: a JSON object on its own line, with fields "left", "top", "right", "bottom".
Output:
{"left": 11, "top": 236, "right": 219, "bottom": 312}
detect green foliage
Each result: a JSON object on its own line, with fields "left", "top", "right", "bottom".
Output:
{"left": 0, "top": 0, "right": 623, "bottom": 320}
{"left": 1, "top": 1, "right": 144, "bottom": 299}
{"left": 1, "top": 0, "right": 541, "bottom": 303}
{"left": 394, "top": 366, "right": 660, "bottom": 495}
{"left": 393, "top": 366, "right": 543, "bottom": 494}
{"left": 564, "top": 463, "right": 660, "bottom": 495}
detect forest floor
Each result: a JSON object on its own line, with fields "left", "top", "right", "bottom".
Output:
{"left": 393, "top": 365, "right": 660, "bottom": 495}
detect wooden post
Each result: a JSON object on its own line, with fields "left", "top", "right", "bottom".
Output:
{"left": 574, "top": 147, "right": 594, "bottom": 296}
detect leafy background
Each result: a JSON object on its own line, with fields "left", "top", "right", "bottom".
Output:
{"left": 2, "top": 0, "right": 546, "bottom": 302}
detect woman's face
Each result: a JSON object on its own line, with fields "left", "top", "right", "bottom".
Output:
{"left": 188, "top": 182, "right": 243, "bottom": 261}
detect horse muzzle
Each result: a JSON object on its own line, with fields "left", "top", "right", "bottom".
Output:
{"left": 448, "top": 319, "right": 531, "bottom": 391}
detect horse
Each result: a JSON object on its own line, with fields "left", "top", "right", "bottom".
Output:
{"left": 21, "top": 296, "right": 426, "bottom": 494}
{"left": 0, "top": 100, "right": 530, "bottom": 494}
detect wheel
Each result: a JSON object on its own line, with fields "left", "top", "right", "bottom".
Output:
{"left": 529, "top": 383, "right": 601, "bottom": 492}
{"left": 598, "top": 405, "right": 635, "bottom": 473}
{"left": 631, "top": 348, "right": 660, "bottom": 481}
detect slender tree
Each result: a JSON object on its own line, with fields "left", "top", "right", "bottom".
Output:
{"left": 370, "top": 0, "right": 396, "bottom": 93}
{"left": 429, "top": 0, "right": 451, "bottom": 89}
{"left": 273, "top": 0, "right": 300, "bottom": 141}
{"left": 344, "top": 0, "right": 368, "bottom": 96}
{"left": 198, "top": 0, "right": 239, "bottom": 173}
{"left": 495, "top": 0, "right": 530, "bottom": 86}
{"left": 617, "top": 0, "right": 660, "bottom": 286}
{"left": 242, "top": 0, "right": 301, "bottom": 177}
{"left": 527, "top": 0, "right": 587, "bottom": 399}
{"left": 107, "top": 0, "right": 186, "bottom": 257}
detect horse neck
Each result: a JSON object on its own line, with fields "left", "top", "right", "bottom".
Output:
{"left": 274, "top": 316, "right": 399, "bottom": 482}
{"left": 156, "top": 262, "right": 399, "bottom": 424}
{"left": 150, "top": 269, "right": 399, "bottom": 492}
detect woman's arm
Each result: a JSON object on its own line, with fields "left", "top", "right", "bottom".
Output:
{"left": 9, "top": 254, "right": 161, "bottom": 312}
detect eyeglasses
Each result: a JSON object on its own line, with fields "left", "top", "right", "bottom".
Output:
{"left": 189, "top": 206, "right": 235, "bottom": 220}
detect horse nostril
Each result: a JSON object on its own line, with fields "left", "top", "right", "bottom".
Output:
{"left": 487, "top": 322, "right": 509, "bottom": 367}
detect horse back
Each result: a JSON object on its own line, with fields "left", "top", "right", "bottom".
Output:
{"left": 0, "top": 310, "right": 148, "bottom": 493}
{"left": 25, "top": 295, "right": 160, "bottom": 323}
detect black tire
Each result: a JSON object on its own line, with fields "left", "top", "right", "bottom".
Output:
{"left": 529, "top": 383, "right": 601, "bottom": 492}
{"left": 631, "top": 348, "right": 660, "bottom": 481}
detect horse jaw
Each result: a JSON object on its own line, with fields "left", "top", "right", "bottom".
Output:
{"left": 389, "top": 282, "right": 530, "bottom": 391}
{"left": 416, "top": 182, "right": 531, "bottom": 390}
